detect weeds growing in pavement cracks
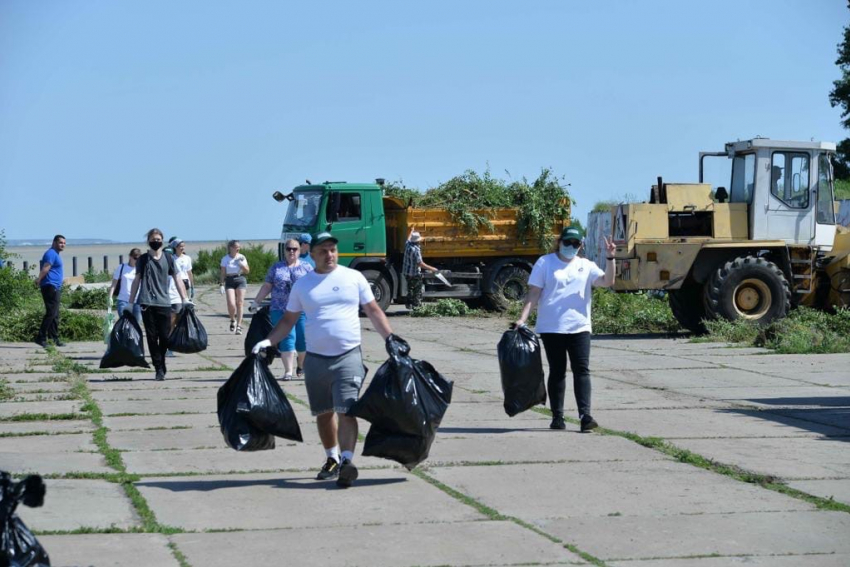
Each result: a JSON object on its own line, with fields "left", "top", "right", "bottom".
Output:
{"left": 39, "top": 349, "right": 193, "bottom": 545}
{"left": 0, "top": 378, "right": 15, "bottom": 401}
{"left": 411, "top": 468, "right": 607, "bottom": 566}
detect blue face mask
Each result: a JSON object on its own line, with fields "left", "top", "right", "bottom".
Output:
{"left": 559, "top": 244, "right": 578, "bottom": 259}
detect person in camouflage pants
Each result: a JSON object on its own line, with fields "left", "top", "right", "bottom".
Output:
{"left": 401, "top": 227, "right": 439, "bottom": 309}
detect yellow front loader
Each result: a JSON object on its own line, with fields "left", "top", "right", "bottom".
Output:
{"left": 611, "top": 138, "right": 850, "bottom": 332}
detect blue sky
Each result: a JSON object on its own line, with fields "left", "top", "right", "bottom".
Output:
{"left": 1, "top": 0, "right": 847, "bottom": 242}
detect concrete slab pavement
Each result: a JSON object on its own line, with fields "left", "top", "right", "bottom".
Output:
{"left": 2, "top": 284, "right": 849, "bottom": 566}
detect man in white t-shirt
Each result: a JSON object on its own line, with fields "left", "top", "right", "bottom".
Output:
{"left": 515, "top": 226, "right": 616, "bottom": 433}
{"left": 253, "top": 232, "right": 394, "bottom": 488}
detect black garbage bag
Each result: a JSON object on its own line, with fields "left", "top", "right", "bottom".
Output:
{"left": 1, "top": 472, "right": 50, "bottom": 567}
{"left": 360, "top": 426, "right": 436, "bottom": 471}
{"left": 99, "top": 312, "right": 149, "bottom": 369}
{"left": 217, "top": 354, "right": 303, "bottom": 451}
{"left": 244, "top": 306, "right": 278, "bottom": 362}
{"left": 167, "top": 304, "right": 208, "bottom": 354}
{"left": 348, "top": 334, "right": 452, "bottom": 469}
{"left": 498, "top": 325, "right": 546, "bottom": 417}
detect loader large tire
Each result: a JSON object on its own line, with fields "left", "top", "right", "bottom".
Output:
{"left": 668, "top": 284, "right": 707, "bottom": 334}
{"left": 704, "top": 256, "right": 790, "bottom": 325}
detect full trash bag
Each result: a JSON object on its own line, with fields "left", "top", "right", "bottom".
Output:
{"left": 167, "top": 304, "right": 208, "bottom": 354}
{"left": 217, "top": 354, "right": 303, "bottom": 451}
{"left": 244, "top": 306, "right": 278, "bottom": 362}
{"left": 1, "top": 472, "right": 50, "bottom": 567}
{"left": 498, "top": 325, "right": 546, "bottom": 417}
{"left": 348, "top": 334, "right": 452, "bottom": 469}
{"left": 99, "top": 312, "right": 149, "bottom": 369}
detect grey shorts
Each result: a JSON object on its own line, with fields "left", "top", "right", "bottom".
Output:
{"left": 170, "top": 303, "right": 182, "bottom": 314}
{"left": 224, "top": 275, "right": 247, "bottom": 290}
{"left": 303, "top": 347, "right": 366, "bottom": 416}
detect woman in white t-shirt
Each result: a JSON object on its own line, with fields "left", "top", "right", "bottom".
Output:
{"left": 109, "top": 248, "right": 142, "bottom": 325}
{"left": 220, "top": 240, "right": 250, "bottom": 334}
{"left": 515, "top": 227, "right": 616, "bottom": 433}
{"left": 171, "top": 239, "right": 194, "bottom": 299}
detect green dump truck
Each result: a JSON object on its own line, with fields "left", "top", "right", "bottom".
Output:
{"left": 274, "top": 180, "right": 569, "bottom": 311}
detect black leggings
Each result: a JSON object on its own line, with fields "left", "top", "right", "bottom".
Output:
{"left": 142, "top": 305, "right": 172, "bottom": 373}
{"left": 540, "top": 332, "right": 592, "bottom": 418}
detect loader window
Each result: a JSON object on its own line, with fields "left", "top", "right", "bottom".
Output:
{"left": 771, "top": 152, "right": 810, "bottom": 209}
{"left": 817, "top": 153, "right": 835, "bottom": 224}
{"left": 730, "top": 153, "right": 755, "bottom": 203}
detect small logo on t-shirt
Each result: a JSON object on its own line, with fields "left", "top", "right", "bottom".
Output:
{"left": 578, "top": 267, "right": 584, "bottom": 272}
{"left": 333, "top": 286, "right": 340, "bottom": 292}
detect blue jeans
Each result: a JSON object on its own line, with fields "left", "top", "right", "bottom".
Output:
{"left": 116, "top": 299, "right": 142, "bottom": 327}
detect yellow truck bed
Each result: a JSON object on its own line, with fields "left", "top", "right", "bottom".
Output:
{"left": 383, "top": 197, "right": 568, "bottom": 258}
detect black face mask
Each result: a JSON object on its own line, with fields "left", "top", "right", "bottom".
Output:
{"left": 149, "top": 241, "right": 163, "bottom": 251}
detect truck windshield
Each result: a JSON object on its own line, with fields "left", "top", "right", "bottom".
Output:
{"left": 284, "top": 191, "right": 322, "bottom": 228}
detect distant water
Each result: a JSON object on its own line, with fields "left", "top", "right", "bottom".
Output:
{"left": 5, "top": 239, "right": 280, "bottom": 274}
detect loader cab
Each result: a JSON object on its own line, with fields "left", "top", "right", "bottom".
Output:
{"left": 707, "top": 139, "right": 836, "bottom": 249}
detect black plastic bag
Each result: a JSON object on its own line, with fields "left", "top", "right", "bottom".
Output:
{"left": 348, "top": 334, "right": 452, "bottom": 469}
{"left": 360, "top": 426, "right": 436, "bottom": 471}
{"left": 1, "top": 472, "right": 50, "bottom": 567}
{"left": 99, "top": 312, "right": 149, "bottom": 369}
{"left": 498, "top": 325, "right": 546, "bottom": 417}
{"left": 167, "top": 304, "right": 208, "bottom": 354}
{"left": 244, "top": 306, "right": 278, "bottom": 362}
{"left": 217, "top": 354, "right": 303, "bottom": 451}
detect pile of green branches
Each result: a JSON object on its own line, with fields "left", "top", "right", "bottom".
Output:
{"left": 385, "top": 168, "right": 573, "bottom": 248}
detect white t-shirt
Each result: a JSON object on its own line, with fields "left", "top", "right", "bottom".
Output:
{"left": 528, "top": 254, "right": 605, "bottom": 334}
{"left": 111, "top": 264, "right": 137, "bottom": 303}
{"left": 168, "top": 274, "right": 181, "bottom": 304}
{"left": 286, "top": 266, "right": 375, "bottom": 356}
{"left": 174, "top": 254, "right": 193, "bottom": 279}
{"left": 221, "top": 254, "right": 246, "bottom": 275}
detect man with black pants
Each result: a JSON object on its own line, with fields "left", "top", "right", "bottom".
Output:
{"left": 35, "top": 235, "right": 66, "bottom": 348}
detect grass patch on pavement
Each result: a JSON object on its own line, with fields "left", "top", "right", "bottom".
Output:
{"left": 694, "top": 307, "right": 850, "bottom": 354}
{"left": 0, "top": 378, "right": 15, "bottom": 401}
{"left": 0, "top": 412, "right": 88, "bottom": 422}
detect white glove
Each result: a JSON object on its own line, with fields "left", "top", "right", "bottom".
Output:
{"left": 252, "top": 339, "right": 272, "bottom": 354}
{"left": 107, "top": 296, "right": 113, "bottom": 308}
{"left": 219, "top": 285, "right": 225, "bottom": 295}
{"left": 248, "top": 300, "right": 259, "bottom": 312}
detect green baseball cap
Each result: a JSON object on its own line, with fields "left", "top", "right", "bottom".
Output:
{"left": 560, "top": 226, "right": 584, "bottom": 240}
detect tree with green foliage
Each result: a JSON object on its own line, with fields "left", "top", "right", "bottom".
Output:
{"left": 829, "top": 1, "right": 850, "bottom": 180}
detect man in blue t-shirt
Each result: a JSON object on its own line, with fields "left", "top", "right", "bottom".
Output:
{"left": 35, "top": 235, "right": 66, "bottom": 347}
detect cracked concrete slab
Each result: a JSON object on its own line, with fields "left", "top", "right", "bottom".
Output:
{"left": 16, "top": 479, "right": 138, "bottom": 531}
{"left": 38, "top": 534, "right": 180, "bottom": 567}
{"left": 136, "top": 470, "right": 481, "bottom": 531}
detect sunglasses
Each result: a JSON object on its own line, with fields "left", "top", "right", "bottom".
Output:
{"left": 285, "top": 247, "right": 299, "bottom": 252}
{"left": 562, "top": 239, "right": 581, "bottom": 247}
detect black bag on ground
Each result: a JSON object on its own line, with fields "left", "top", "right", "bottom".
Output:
{"left": 244, "top": 306, "right": 278, "bottom": 362}
{"left": 217, "top": 354, "right": 303, "bottom": 451}
{"left": 1, "top": 472, "right": 50, "bottom": 567}
{"left": 348, "top": 334, "right": 453, "bottom": 469}
{"left": 498, "top": 325, "right": 546, "bottom": 417}
{"left": 167, "top": 304, "right": 208, "bottom": 354}
{"left": 100, "top": 312, "right": 149, "bottom": 369}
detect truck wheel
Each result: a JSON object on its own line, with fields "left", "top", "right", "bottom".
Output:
{"left": 704, "top": 256, "right": 790, "bottom": 325}
{"left": 485, "top": 266, "right": 529, "bottom": 312}
{"left": 361, "top": 269, "right": 392, "bottom": 312}
{"left": 668, "top": 284, "right": 707, "bottom": 334}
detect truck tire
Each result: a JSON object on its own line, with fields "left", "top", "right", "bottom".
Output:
{"left": 484, "top": 266, "right": 530, "bottom": 312}
{"left": 361, "top": 269, "right": 392, "bottom": 312}
{"left": 668, "top": 284, "right": 707, "bottom": 334}
{"left": 704, "top": 256, "right": 790, "bottom": 325}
